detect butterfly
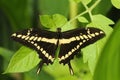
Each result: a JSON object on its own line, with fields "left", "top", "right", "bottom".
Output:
{"left": 11, "top": 27, "right": 105, "bottom": 75}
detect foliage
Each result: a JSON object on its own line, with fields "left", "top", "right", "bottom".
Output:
{"left": 0, "top": 0, "right": 120, "bottom": 80}
{"left": 94, "top": 20, "right": 120, "bottom": 80}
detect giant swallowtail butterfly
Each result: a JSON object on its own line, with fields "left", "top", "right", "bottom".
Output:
{"left": 11, "top": 27, "right": 105, "bottom": 75}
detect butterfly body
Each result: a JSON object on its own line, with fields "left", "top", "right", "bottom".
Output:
{"left": 11, "top": 27, "right": 105, "bottom": 75}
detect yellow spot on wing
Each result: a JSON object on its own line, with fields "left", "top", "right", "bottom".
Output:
{"left": 34, "top": 43, "right": 37, "bottom": 46}
{"left": 25, "top": 36, "right": 29, "bottom": 40}
{"left": 41, "top": 38, "right": 57, "bottom": 44}
{"left": 31, "top": 41, "right": 34, "bottom": 44}
{"left": 91, "top": 34, "right": 95, "bottom": 37}
{"left": 68, "top": 52, "right": 72, "bottom": 55}
{"left": 45, "top": 53, "right": 49, "bottom": 58}
{"left": 40, "top": 48, "right": 43, "bottom": 51}
{"left": 79, "top": 42, "right": 82, "bottom": 45}
{"left": 37, "top": 46, "right": 40, "bottom": 49}
{"left": 72, "top": 49, "right": 75, "bottom": 52}
{"left": 87, "top": 29, "right": 90, "bottom": 34}
{"left": 83, "top": 40, "right": 86, "bottom": 43}
{"left": 51, "top": 58, "right": 54, "bottom": 62}
{"left": 59, "top": 37, "right": 76, "bottom": 44}
{"left": 42, "top": 50, "right": 46, "bottom": 55}
{"left": 21, "top": 35, "right": 26, "bottom": 39}
{"left": 33, "top": 37, "right": 38, "bottom": 41}
{"left": 17, "top": 34, "right": 22, "bottom": 38}
{"left": 100, "top": 31, "right": 104, "bottom": 34}
{"left": 95, "top": 32, "right": 99, "bottom": 35}
{"left": 80, "top": 36, "right": 84, "bottom": 39}
{"left": 76, "top": 36, "right": 80, "bottom": 40}
{"left": 87, "top": 35, "right": 92, "bottom": 39}
{"left": 37, "top": 37, "right": 41, "bottom": 41}
{"left": 48, "top": 55, "right": 52, "bottom": 60}
{"left": 83, "top": 35, "right": 88, "bottom": 39}
{"left": 65, "top": 54, "right": 69, "bottom": 58}
{"left": 77, "top": 45, "right": 80, "bottom": 49}
{"left": 61, "top": 56, "right": 65, "bottom": 60}
{"left": 12, "top": 33, "right": 17, "bottom": 36}
{"left": 29, "top": 36, "right": 34, "bottom": 40}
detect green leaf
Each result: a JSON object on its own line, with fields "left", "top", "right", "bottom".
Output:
{"left": 73, "top": 0, "right": 81, "bottom": 3}
{"left": 78, "top": 16, "right": 89, "bottom": 23}
{"left": 43, "top": 58, "right": 91, "bottom": 80}
{"left": 40, "top": 15, "right": 55, "bottom": 28}
{"left": 94, "top": 20, "right": 120, "bottom": 80}
{"left": 87, "top": 14, "right": 114, "bottom": 27}
{"left": 82, "top": 44, "right": 97, "bottom": 74}
{"left": 52, "top": 14, "right": 67, "bottom": 29}
{"left": 87, "top": 14, "right": 114, "bottom": 39}
{"left": 111, "top": 0, "right": 120, "bottom": 9}
{"left": 5, "top": 46, "right": 40, "bottom": 73}
{"left": 82, "top": 14, "right": 114, "bottom": 74}
{"left": 81, "top": 0, "right": 91, "bottom": 5}
{"left": 40, "top": 14, "right": 67, "bottom": 30}
{"left": 61, "top": 22, "right": 75, "bottom": 31}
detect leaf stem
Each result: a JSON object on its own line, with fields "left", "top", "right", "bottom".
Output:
{"left": 82, "top": 2, "right": 93, "bottom": 21}
{"left": 65, "top": 0, "right": 101, "bottom": 26}
{"left": 89, "top": 0, "right": 101, "bottom": 11}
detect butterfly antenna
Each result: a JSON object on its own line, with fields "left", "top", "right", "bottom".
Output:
{"left": 37, "top": 61, "right": 44, "bottom": 75}
{"left": 68, "top": 62, "right": 74, "bottom": 75}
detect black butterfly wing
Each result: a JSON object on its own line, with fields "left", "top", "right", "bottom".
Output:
{"left": 11, "top": 28, "right": 58, "bottom": 65}
{"left": 11, "top": 27, "right": 105, "bottom": 75}
{"left": 59, "top": 27, "right": 105, "bottom": 64}
{"left": 58, "top": 27, "right": 105, "bottom": 75}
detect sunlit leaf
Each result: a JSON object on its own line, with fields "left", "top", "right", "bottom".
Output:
{"left": 78, "top": 16, "right": 89, "bottom": 23}
{"left": 5, "top": 46, "right": 40, "bottom": 73}
{"left": 111, "top": 0, "right": 120, "bottom": 9}
{"left": 40, "top": 15, "right": 55, "bottom": 28}
{"left": 53, "top": 14, "right": 67, "bottom": 27}
{"left": 40, "top": 14, "right": 67, "bottom": 30}
{"left": 73, "top": 0, "right": 81, "bottom": 3}
{"left": 94, "top": 20, "right": 120, "bottom": 80}
{"left": 43, "top": 57, "right": 91, "bottom": 80}
{"left": 61, "top": 22, "right": 75, "bottom": 31}
{"left": 81, "top": 0, "right": 91, "bottom": 5}
{"left": 82, "top": 14, "right": 114, "bottom": 74}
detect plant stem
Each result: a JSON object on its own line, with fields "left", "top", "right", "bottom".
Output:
{"left": 69, "top": 0, "right": 78, "bottom": 27}
{"left": 82, "top": 2, "right": 93, "bottom": 21}
{"left": 89, "top": 0, "right": 101, "bottom": 11}
{"left": 65, "top": 0, "right": 101, "bottom": 26}
{"left": 69, "top": 10, "right": 88, "bottom": 23}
